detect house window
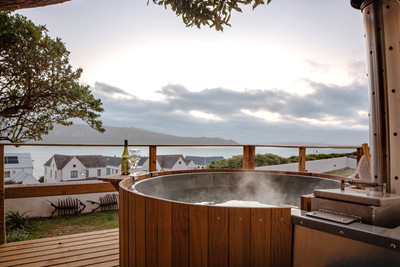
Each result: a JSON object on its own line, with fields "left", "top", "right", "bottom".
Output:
{"left": 97, "top": 169, "right": 101, "bottom": 176}
{"left": 112, "top": 169, "right": 114, "bottom": 174}
{"left": 86, "top": 170, "right": 89, "bottom": 178}
{"left": 4, "top": 156, "right": 18, "bottom": 164}
{"left": 179, "top": 161, "right": 181, "bottom": 164}
{"left": 73, "top": 164, "right": 76, "bottom": 168}
{"left": 45, "top": 167, "right": 47, "bottom": 174}
{"left": 50, "top": 170, "right": 52, "bottom": 178}
{"left": 71, "top": 171, "right": 78, "bottom": 178}
{"left": 55, "top": 171, "right": 57, "bottom": 179}
{"left": 5, "top": 171, "right": 10, "bottom": 178}
{"left": 116, "top": 169, "right": 118, "bottom": 174}
{"left": 107, "top": 168, "right": 110, "bottom": 175}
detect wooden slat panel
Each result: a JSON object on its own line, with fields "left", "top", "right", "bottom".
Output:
{"left": 0, "top": 237, "right": 118, "bottom": 259}
{"left": 0, "top": 144, "right": 5, "bottom": 244}
{"left": 0, "top": 229, "right": 118, "bottom": 251}
{"left": 208, "top": 206, "right": 229, "bottom": 267}
{"left": 128, "top": 188, "right": 136, "bottom": 267}
{"left": 158, "top": 200, "right": 172, "bottom": 267}
{"left": 85, "top": 260, "right": 119, "bottom": 267}
{"left": 64, "top": 249, "right": 119, "bottom": 265}
{"left": 300, "top": 194, "right": 314, "bottom": 212}
{"left": 85, "top": 259, "right": 120, "bottom": 267}
{"left": 189, "top": 205, "right": 208, "bottom": 267}
{"left": 118, "top": 189, "right": 124, "bottom": 267}
{"left": 270, "top": 208, "right": 292, "bottom": 267}
{"left": 229, "top": 208, "right": 251, "bottom": 267}
{"left": 172, "top": 203, "right": 189, "bottom": 267}
{"left": 1, "top": 245, "right": 119, "bottom": 266}
{"left": 5, "top": 182, "right": 116, "bottom": 199}
{"left": 146, "top": 197, "right": 158, "bottom": 266}
{"left": 0, "top": 229, "right": 119, "bottom": 267}
{"left": 251, "top": 208, "right": 272, "bottom": 267}
{"left": 84, "top": 259, "right": 120, "bottom": 267}
{"left": 135, "top": 194, "right": 146, "bottom": 266}
{"left": 120, "top": 189, "right": 128, "bottom": 267}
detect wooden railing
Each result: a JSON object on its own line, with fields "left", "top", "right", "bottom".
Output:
{"left": 0, "top": 142, "right": 363, "bottom": 244}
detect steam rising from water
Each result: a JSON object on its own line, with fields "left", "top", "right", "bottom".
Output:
{"left": 131, "top": 172, "right": 340, "bottom": 208}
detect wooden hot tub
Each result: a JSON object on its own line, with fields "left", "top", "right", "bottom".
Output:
{"left": 118, "top": 170, "right": 341, "bottom": 267}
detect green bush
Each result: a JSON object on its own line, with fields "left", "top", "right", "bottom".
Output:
{"left": 6, "top": 228, "right": 31, "bottom": 243}
{"left": 6, "top": 211, "right": 31, "bottom": 231}
{"left": 207, "top": 151, "right": 357, "bottom": 169}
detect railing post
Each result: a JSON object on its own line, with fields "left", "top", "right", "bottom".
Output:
{"left": 357, "top": 147, "right": 364, "bottom": 165}
{"left": 243, "top": 145, "right": 256, "bottom": 169}
{"left": 298, "top": 147, "right": 306, "bottom": 172}
{"left": 0, "top": 144, "right": 5, "bottom": 244}
{"left": 149, "top": 146, "right": 157, "bottom": 172}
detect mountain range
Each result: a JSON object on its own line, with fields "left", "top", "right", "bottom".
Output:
{"left": 39, "top": 124, "right": 238, "bottom": 145}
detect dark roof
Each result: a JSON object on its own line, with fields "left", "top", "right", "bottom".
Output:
{"left": 184, "top": 156, "right": 224, "bottom": 165}
{"left": 138, "top": 157, "right": 148, "bottom": 166}
{"left": 103, "top": 156, "right": 121, "bottom": 167}
{"left": 44, "top": 154, "right": 106, "bottom": 169}
{"left": 44, "top": 154, "right": 72, "bottom": 169}
{"left": 137, "top": 155, "right": 183, "bottom": 170}
{"left": 160, "top": 156, "right": 180, "bottom": 169}
{"left": 76, "top": 155, "right": 106, "bottom": 168}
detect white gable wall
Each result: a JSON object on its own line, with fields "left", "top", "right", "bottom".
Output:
{"left": 186, "top": 161, "right": 197, "bottom": 170}
{"left": 139, "top": 158, "right": 163, "bottom": 172}
{"left": 171, "top": 158, "right": 189, "bottom": 171}
{"left": 44, "top": 158, "right": 59, "bottom": 183}
{"left": 62, "top": 157, "right": 86, "bottom": 181}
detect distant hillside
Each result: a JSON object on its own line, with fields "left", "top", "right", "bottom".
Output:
{"left": 39, "top": 124, "right": 238, "bottom": 145}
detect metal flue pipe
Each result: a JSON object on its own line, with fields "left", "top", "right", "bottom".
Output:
{"left": 351, "top": 0, "right": 400, "bottom": 193}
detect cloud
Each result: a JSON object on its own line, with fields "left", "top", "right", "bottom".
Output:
{"left": 91, "top": 77, "right": 369, "bottom": 145}
{"left": 92, "top": 82, "right": 135, "bottom": 99}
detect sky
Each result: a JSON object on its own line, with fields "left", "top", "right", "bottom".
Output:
{"left": 17, "top": 0, "right": 369, "bottom": 145}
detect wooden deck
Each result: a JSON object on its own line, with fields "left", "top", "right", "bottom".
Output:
{"left": 0, "top": 228, "right": 119, "bottom": 266}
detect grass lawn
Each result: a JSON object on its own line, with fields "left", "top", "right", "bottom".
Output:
{"left": 28, "top": 210, "right": 119, "bottom": 239}
{"left": 326, "top": 168, "right": 356, "bottom": 176}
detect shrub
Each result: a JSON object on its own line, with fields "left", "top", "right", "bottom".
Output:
{"left": 6, "top": 211, "right": 31, "bottom": 231}
{"left": 6, "top": 228, "right": 31, "bottom": 243}
{"left": 207, "top": 151, "right": 358, "bottom": 169}
{"left": 4, "top": 180, "right": 23, "bottom": 185}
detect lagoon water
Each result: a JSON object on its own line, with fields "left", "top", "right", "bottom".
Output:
{"left": 5, "top": 145, "right": 356, "bottom": 179}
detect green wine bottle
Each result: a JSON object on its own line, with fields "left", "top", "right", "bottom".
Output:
{"left": 121, "top": 140, "right": 130, "bottom": 175}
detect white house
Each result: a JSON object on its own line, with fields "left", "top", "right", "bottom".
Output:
{"left": 44, "top": 154, "right": 107, "bottom": 183}
{"left": 138, "top": 155, "right": 196, "bottom": 172}
{"left": 103, "top": 156, "right": 121, "bottom": 176}
{"left": 185, "top": 156, "right": 224, "bottom": 169}
{"left": 4, "top": 153, "right": 34, "bottom": 181}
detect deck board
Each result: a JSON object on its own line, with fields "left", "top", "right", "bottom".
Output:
{"left": 0, "top": 229, "right": 119, "bottom": 266}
